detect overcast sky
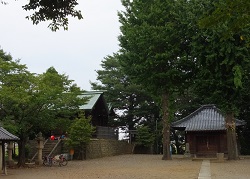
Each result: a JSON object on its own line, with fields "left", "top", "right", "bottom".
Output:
{"left": 0, "top": 0, "right": 124, "bottom": 90}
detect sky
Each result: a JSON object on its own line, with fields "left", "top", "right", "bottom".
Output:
{"left": 0, "top": 0, "right": 124, "bottom": 90}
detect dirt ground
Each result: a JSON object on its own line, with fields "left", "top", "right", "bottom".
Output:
{"left": 211, "top": 156, "right": 250, "bottom": 179}
{"left": 2, "top": 155, "right": 250, "bottom": 179}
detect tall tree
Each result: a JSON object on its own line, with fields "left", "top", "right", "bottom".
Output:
{"left": 118, "top": 0, "right": 195, "bottom": 160}
{"left": 91, "top": 54, "right": 160, "bottom": 132}
{"left": 237, "top": 80, "right": 250, "bottom": 154}
{"left": 0, "top": 49, "right": 85, "bottom": 166}
{"left": 1, "top": 0, "right": 83, "bottom": 31}
{"left": 191, "top": 0, "right": 250, "bottom": 160}
{"left": 199, "top": 0, "right": 250, "bottom": 43}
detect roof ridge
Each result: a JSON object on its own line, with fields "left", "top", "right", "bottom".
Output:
{"left": 0, "top": 127, "right": 20, "bottom": 140}
{"left": 171, "top": 105, "right": 246, "bottom": 131}
{"left": 171, "top": 104, "right": 222, "bottom": 127}
{"left": 82, "top": 90, "right": 106, "bottom": 94}
{"left": 0, "top": 127, "right": 13, "bottom": 137}
{"left": 172, "top": 105, "right": 213, "bottom": 125}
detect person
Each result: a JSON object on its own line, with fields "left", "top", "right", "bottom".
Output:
{"left": 60, "top": 134, "right": 65, "bottom": 139}
{"left": 50, "top": 135, "right": 55, "bottom": 140}
{"left": 170, "top": 145, "right": 172, "bottom": 158}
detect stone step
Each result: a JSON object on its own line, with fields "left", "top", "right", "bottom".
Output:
{"left": 28, "top": 140, "right": 62, "bottom": 161}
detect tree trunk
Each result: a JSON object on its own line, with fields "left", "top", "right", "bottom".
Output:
{"left": 17, "top": 137, "right": 28, "bottom": 167}
{"left": 225, "top": 112, "right": 239, "bottom": 160}
{"left": 161, "top": 91, "right": 172, "bottom": 160}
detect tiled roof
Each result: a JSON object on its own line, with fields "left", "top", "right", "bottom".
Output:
{"left": 171, "top": 105, "right": 246, "bottom": 131}
{"left": 78, "top": 91, "right": 102, "bottom": 110}
{"left": 78, "top": 91, "right": 108, "bottom": 111}
{"left": 0, "top": 127, "right": 20, "bottom": 141}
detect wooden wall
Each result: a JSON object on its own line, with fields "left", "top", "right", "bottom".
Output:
{"left": 186, "top": 131, "right": 227, "bottom": 156}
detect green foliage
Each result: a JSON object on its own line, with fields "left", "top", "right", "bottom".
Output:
{"left": 199, "top": 0, "right": 250, "bottom": 43}
{"left": 1, "top": 119, "right": 18, "bottom": 135}
{"left": 190, "top": 0, "right": 250, "bottom": 112}
{"left": 118, "top": 0, "right": 199, "bottom": 160}
{"left": 233, "top": 65, "right": 243, "bottom": 88}
{"left": 2, "top": 0, "right": 83, "bottom": 31}
{"left": 119, "top": 0, "right": 194, "bottom": 94}
{"left": 237, "top": 72, "right": 250, "bottom": 154}
{"left": 135, "top": 126, "right": 155, "bottom": 147}
{"left": 91, "top": 54, "right": 160, "bottom": 130}
{"left": 187, "top": 0, "right": 250, "bottom": 159}
{"left": 0, "top": 49, "right": 85, "bottom": 165}
{"left": 66, "top": 114, "right": 95, "bottom": 149}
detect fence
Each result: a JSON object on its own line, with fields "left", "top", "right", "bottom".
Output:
{"left": 94, "top": 126, "right": 118, "bottom": 140}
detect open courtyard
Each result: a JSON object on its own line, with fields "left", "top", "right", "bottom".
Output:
{"left": 3, "top": 155, "right": 250, "bottom": 179}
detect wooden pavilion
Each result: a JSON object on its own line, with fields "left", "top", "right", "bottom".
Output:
{"left": 0, "top": 126, "right": 19, "bottom": 175}
{"left": 171, "top": 105, "right": 246, "bottom": 157}
{"left": 78, "top": 91, "right": 117, "bottom": 139}
{"left": 78, "top": 91, "right": 110, "bottom": 126}
{"left": 52, "top": 91, "right": 117, "bottom": 139}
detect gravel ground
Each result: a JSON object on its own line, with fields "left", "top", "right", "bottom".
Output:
{"left": 211, "top": 157, "right": 250, "bottom": 179}
{"left": 2, "top": 155, "right": 250, "bottom": 179}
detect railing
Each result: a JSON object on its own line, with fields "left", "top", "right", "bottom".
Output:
{"left": 48, "top": 139, "right": 62, "bottom": 157}
{"left": 30, "top": 138, "right": 49, "bottom": 162}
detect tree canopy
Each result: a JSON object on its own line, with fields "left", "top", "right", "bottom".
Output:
{"left": 0, "top": 49, "right": 85, "bottom": 166}
{"left": 118, "top": 0, "right": 196, "bottom": 160}
{"left": 91, "top": 54, "right": 160, "bottom": 131}
{"left": 1, "top": 0, "right": 83, "bottom": 31}
{"left": 192, "top": 0, "right": 250, "bottom": 159}
{"left": 118, "top": 0, "right": 250, "bottom": 160}
{"left": 199, "top": 0, "right": 250, "bottom": 43}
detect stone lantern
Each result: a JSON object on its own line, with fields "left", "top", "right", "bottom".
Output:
{"left": 7, "top": 141, "right": 14, "bottom": 166}
{"left": 35, "top": 132, "right": 45, "bottom": 165}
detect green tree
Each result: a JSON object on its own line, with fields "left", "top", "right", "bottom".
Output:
{"left": 191, "top": 0, "right": 250, "bottom": 160}
{"left": 91, "top": 54, "right": 160, "bottom": 132}
{"left": 237, "top": 83, "right": 250, "bottom": 155}
{"left": 0, "top": 49, "right": 85, "bottom": 166}
{"left": 118, "top": 0, "right": 195, "bottom": 160}
{"left": 236, "top": 71, "right": 250, "bottom": 155}
{"left": 66, "top": 114, "right": 95, "bottom": 160}
{"left": 199, "top": 0, "right": 250, "bottom": 43}
{"left": 1, "top": 0, "right": 83, "bottom": 31}
{"left": 135, "top": 126, "right": 155, "bottom": 150}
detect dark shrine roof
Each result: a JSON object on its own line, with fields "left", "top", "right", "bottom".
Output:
{"left": 0, "top": 127, "right": 20, "bottom": 141}
{"left": 171, "top": 105, "right": 246, "bottom": 131}
{"left": 78, "top": 91, "right": 108, "bottom": 112}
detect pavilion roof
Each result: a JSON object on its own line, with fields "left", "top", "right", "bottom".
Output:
{"left": 78, "top": 91, "right": 109, "bottom": 112}
{"left": 0, "top": 127, "right": 20, "bottom": 141}
{"left": 171, "top": 105, "right": 246, "bottom": 131}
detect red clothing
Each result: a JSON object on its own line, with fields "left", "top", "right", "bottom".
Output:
{"left": 50, "top": 135, "right": 55, "bottom": 140}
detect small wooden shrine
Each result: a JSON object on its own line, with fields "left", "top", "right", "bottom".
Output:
{"left": 171, "top": 105, "right": 245, "bottom": 157}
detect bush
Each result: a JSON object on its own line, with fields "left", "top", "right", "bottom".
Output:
{"left": 65, "top": 114, "right": 95, "bottom": 160}
{"left": 135, "top": 126, "right": 155, "bottom": 147}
